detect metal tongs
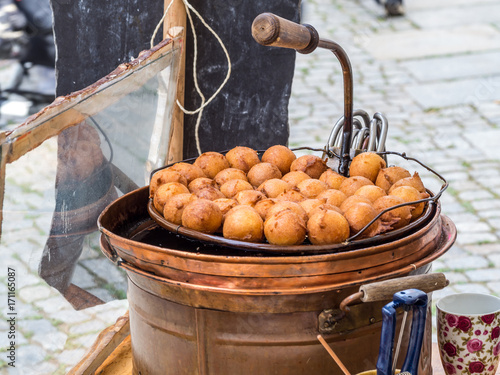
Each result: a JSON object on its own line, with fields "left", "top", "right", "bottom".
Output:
{"left": 252, "top": 13, "right": 388, "bottom": 175}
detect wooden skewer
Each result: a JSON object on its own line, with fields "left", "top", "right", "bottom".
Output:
{"left": 317, "top": 334, "right": 352, "bottom": 375}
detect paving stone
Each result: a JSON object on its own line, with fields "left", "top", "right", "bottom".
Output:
{"left": 18, "top": 284, "right": 54, "bottom": 302}
{"left": 80, "top": 258, "right": 127, "bottom": 285}
{"left": 456, "top": 232, "right": 498, "bottom": 245}
{"left": 16, "top": 344, "right": 47, "bottom": 367}
{"left": 407, "top": 76, "right": 500, "bottom": 110}
{"left": 68, "top": 319, "right": 108, "bottom": 336}
{"left": 52, "top": 309, "right": 92, "bottom": 325}
{"left": 488, "top": 254, "right": 500, "bottom": 267}
{"left": 72, "top": 265, "right": 97, "bottom": 290}
{"left": 452, "top": 283, "right": 492, "bottom": 294}
{"left": 365, "top": 25, "right": 500, "bottom": 61}
{"left": 32, "top": 330, "right": 68, "bottom": 352}
{"left": 465, "top": 268, "right": 500, "bottom": 282}
{"left": 464, "top": 243, "right": 500, "bottom": 255}
{"left": 18, "top": 319, "right": 56, "bottom": 336}
{"left": 407, "top": 3, "right": 500, "bottom": 29}
{"left": 57, "top": 348, "right": 87, "bottom": 366}
{"left": 464, "top": 129, "right": 500, "bottom": 160}
{"left": 402, "top": 52, "right": 500, "bottom": 83}
{"left": 444, "top": 255, "right": 490, "bottom": 270}
{"left": 34, "top": 295, "right": 75, "bottom": 315}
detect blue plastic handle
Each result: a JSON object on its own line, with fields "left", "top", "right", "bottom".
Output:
{"left": 376, "top": 289, "right": 428, "bottom": 375}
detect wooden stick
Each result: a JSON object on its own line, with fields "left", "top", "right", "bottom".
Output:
{"left": 164, "top": 0, "right": 186, "bottom": 164}
{"left": 317, "top": 334, "right": 351, "bottom": 375}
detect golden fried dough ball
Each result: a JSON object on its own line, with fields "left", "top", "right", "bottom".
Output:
{"left": 307, "top": 209, "right": 349, "bottom": 245}
{"left": 254, "top": 198, "right": 278, "bottom": 220}
{"left": 266, "top": 201, "right": 308, "bottom": 224}
{"left": 257, "top": 179, "right": 291, "bottom": 198}
{"left": 167, "top": 162, "right": 206, "bottom": 183}
{"left": 275, "top": 189, "right": 306, "bottom": 203}
{"left": 150, "top": 170, "right": 188, "bottom": 198}
{"left": 264, "top": 210, "right": 306, "bottom": 246}
{"left": 349, "top": 152, "right": 386, "bottom": 183}
{"left": 375, "top": 166, "right": 411, "bottom": 193}
{"left": 319, "top": 169, "right": 347, "bottom": 190}
{"left": 162, "top": 193, "right": 197, "bottom": 225}
{"left": 290, "top": 155, "right": 327, "bottom": 179}
{"left": 194, "top": 152, "right": 230, "bottom": 179}
{"left": 188, "top": 177, "right": 218, "bottom": 193}
{"left": 340, "top": 195, "right": 373, "bottom": 215}
{"left": 317, "top": 189, "right": 348, "bottom": 207}
{"left": 344, "top": 202, "right": 391, "bottom": 238}
{"left": 214, "top": 168, "right": 248, "bottom": 186}
{"left": 299, "top": 199, "right": 324, "bottom": 216}
{"left": 354, "top": 185, "right": 387, "bottom": 203}
{"left": 223, "top": 206, "right": 264, "bottom": 243}
{"left": 220, "top": 179, "right": 254, "bottom": 198}
{"left": 261, "top": 145, "right": 296, "bottom": 175}
{"left": 247, "top": 162, "right": 282, "bottom": 187}
{"left": 339, "top": 176, "right": 374, "bottom": 197}
{"left": 193, "top": 186, "right": 225, "bottom": 201}
{"left": 225, "top": 146, "right": 260, "bottom": 173}
{"left": 390, "top": 186, "right": 429, "bottom": 220}
{"left": 181, "top": 199, "right": 222, "bottom": 234}
{"left": 153, "top": 182, "right": 190, "bottom": 213}
{"left": 234, "top": 190, "right": 266, "bottom": 207}
{"left": 281, "top": 171, "right": 311, "bottom": 188}
{"left": 388, "top": 172, "right": 426, "bottom": 194}
{"left": 296, "top": 179, "right": 329, "bottom": 199}
{"left": 373, "top": 195, "right": 412, "bottom": 230}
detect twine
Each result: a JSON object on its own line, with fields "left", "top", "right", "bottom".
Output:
{"left": 151, "top": 0, "right": 232, "bottom": 155}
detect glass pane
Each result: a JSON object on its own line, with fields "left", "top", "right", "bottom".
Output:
{"left": 1, "top": 37, "right": 182, "bottom": 311}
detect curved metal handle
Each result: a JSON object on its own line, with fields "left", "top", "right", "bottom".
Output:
{"left": 251, "top": 12, "right": 353, "bottom": 176}
{"left": 99, "top": 234, "right": 121, "bottom": 265}
{"left": 251, "top": 13, "right": 318, "bottom": 53}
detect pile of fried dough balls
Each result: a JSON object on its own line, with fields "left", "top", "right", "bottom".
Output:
{"left": 150, "top": 146, "right": 429, "bottom": 246}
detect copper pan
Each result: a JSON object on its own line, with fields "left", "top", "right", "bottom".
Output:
{"left": 98, "top": 186, "right": 456, "bottom": 293}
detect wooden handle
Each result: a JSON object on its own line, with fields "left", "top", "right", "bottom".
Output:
{"left": 251, "top": 13, "right": 312, "bottom": 50}
{"left": 360, "top": 273, "right": 449, "bottom": 303}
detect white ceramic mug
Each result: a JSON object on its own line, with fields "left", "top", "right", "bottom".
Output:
{"left": 436, "top": 293, "right": 500, "bottom": 375}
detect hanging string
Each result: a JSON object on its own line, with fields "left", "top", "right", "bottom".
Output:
{"left": 150, "top": 0, "right": 232, "bottom": 155}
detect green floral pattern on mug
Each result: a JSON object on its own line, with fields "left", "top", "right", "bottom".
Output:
{"left": 438, "top": 311, "right": 500, "bottom": 375}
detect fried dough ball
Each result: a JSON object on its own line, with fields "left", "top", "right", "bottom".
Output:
{"left": 247, "top": 162, "right": 282, "bottom": 187}
{"left": 153, "top": 182, "right": 190, "bottom": 213}
{"left": 340, "top": 195, "right": 373, "bottom": 215}
{"left": 181, "top": 199, "right": 222, "bottom": 234}
{"left": 225, "top": 146, "right": 260, "bottom": 173}
{"left": 281, "top": 171, "right": 311, "bottom": 188}
{"left": 339, "top": 176, "right": 374, "bottom": 197}
{"left": 373, "top": 195, "right": 412, "bottom": 230}
{"left": 307, "top": 209, "right": 349, "bottom": 245}
{"left": 254, "top": 198, "right": 278, "bottom": 220}
{"left": 296, "top": 179, "right": 329, "bottom": 199}
{"left": 354, "top": 185, "right": 387, "bottom": 203}
{"left": 149, "top": 170, "right": 187, "bottom": 198}
{"left": 275, "top": 189, "right": 306, "bottom": 203}
{"left": 261, "top": 145, "right": 297, "bottom": 175}
{"left": 162, "top": 193, "right": 197, "bottom": 225}
{"left": 234, "top": 190, "right": 266, "bottom": 207}
{"left": 319, "top": 169, "right": 347, "bottom": 190}
{"left": 193, "top": 152, "right": 230, "bottom": 179}
{"left": 344, "top": 202, "right": 391, "bottom": 238}
{"left": 290, "top": 155, "right": 327, "bottom": 179}
{"left": 188, "top": 177, "right": 218, "bottom": 193}
{"left": 388, "top": 172, "right": 426, "bottom": 194}
{"left": 349, "top": 152, "right": 386, "bottom": 183}
{"left": 317, "top": 189, "right": 347, "bottom": 207}
{"left": 390, "top": 186, "right": 429, "bottom": 220}
{"left": 193, "top": 186, "right": 225, "bottom": 201}
{"left": 264, "top": 210, "right": 306, "bottom": 246}
{"left": 309, "top": 203, "right": 343, "bottom": 217}
{"left": 375, "top": 166, "right": 411, "bottom": 193}
{"left": 214, "top": 168, "right": 248, "bottom": 186}
{"left": 213, "top": 198, "right": 239, "bottom": 220}
{"left": 257, "top": 179, "right": 291, "bottom": 198}
{"left": 299, "top": 199, "right": 324, "bottom": 216}
{"left": 266, "top": 201, "right": 308, "bottom": 224}
{"left": 220, "top": 179, "right": 254, "bottom": 198}
{"left": 223, "top": 206, "right": 264, "bottom": 242}
{"left": 167, "top": 162, "right": 206, "bottom": 183}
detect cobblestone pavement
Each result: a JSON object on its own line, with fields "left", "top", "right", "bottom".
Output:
{"left": 1, "top": 0, "right": 500, "bottom": 373}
